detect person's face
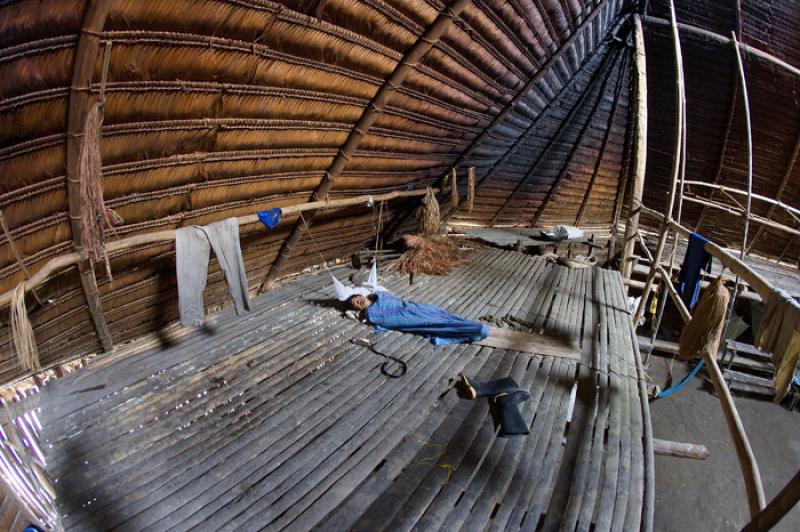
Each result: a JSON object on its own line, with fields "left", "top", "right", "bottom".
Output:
{"left": 351, "top": 295, "right": 371, "bottom": 311}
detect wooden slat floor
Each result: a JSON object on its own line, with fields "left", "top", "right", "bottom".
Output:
{"left": 39, "top": 249, "right": 654, "bottom": 531}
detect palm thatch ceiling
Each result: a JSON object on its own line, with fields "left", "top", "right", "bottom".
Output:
{"left": 0, "top": 0, "right": 797, "bottom": 383}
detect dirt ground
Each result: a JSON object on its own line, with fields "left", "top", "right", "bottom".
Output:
{"left": 648, "top": 357, "right": 800, "bottom": 531}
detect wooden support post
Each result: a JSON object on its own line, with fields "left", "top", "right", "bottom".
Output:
{"left": 67, "top": 0, "right": 114, "bottom": 352}
{"left": 652, "top": 438, "right": 710, "bottom": 460}
{"left": 633, "top": 0, "right": 685, "bottom": 325}
{"left": 258, "top": 0, "right": 473, "bottom": 293}
{"left": 621, "top": 15, "right": 648, "bottom": 282}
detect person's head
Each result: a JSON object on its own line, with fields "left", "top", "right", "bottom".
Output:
{"left": 348, "top": 294, "right": 374, "bottom": 311}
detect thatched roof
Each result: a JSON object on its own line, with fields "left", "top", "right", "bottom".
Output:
{"left": 0, "top": 0, "right": 797, "bottom": 384}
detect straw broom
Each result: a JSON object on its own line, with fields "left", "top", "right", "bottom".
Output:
{"left": 417, "top": 187, "right": 440, "bottom": 235}
{"left": 679, "top": 275, "right": 730, "bottom": 360}
{"left": 10, "top": 282, "right": 39, "bottom": 372}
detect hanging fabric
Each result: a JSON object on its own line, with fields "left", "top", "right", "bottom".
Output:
{"left": 176, "top": 218, "right": 250, "bottom": 327}
{"left": 677, "top": 232, "right": 712, "bottom": 309}
{"left": 257, "top": 208, "right": 282, "bottom": 229}
{"left": 755, "top": 289, "right": 800, "bottom": 402}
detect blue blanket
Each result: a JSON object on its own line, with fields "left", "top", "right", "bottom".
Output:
{"left": 365, "top": 291, "right": 489, "bottom": 346}
{"left": 677, "top": 232, "right": 713, "bottom": 309}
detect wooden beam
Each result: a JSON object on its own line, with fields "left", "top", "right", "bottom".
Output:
{"left": 652, "top": 438, "right": 710, "bottom": 460}
{"left": 258, "top": 0, "right": 473, "bottom": 293}
{"left": 0, "top": 187, "right": 439, "bottom": 309}
{"left": 67, "top": 0, "right": 114, "bottom": 352}
{"left": 682, "top": 195, "right": 800, "bottom": 239}
{"left": 746, "top": 130, "right": 800, "bottom": 251}
{"left": 621, "top": 15, "right": 648, "bottom": 282}
{"left": 642, "top": 15, "right": 800, "bottom": 78}
{"left": 742, "top": 469, "right": 800, "bottom": 532}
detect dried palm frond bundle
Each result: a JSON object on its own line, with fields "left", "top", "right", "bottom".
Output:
{"left": 466, "top": 166, "right": 475, "bottom": 213}
{"left": 79, "top": 101, "right": 112, "bottom": 280}
{"left": 449, "top": 167, "right": 459, "bottom": 210}
{"left": 10, "top": 282, "right": 39, "bottom": 372}
{"left": 679, "top": 275, "right": 730, "bottom": 360}
{"left": 416, "top": 187, "right": 440, "bottom": 236}
{"left": 397, "top": 234, "right": 468, "bottom": 276}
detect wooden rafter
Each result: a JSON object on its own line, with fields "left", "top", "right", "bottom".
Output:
{"left": 257, "top": 0, "right": 473, "bottom": 292}
{"left": 487, "top": 45, "right": 622, "bottom": 227}
{"left": 529, "top": 48, "right": 626, "bottom": 228}
{"left": 443, "top": 39, "right": 614, "bottom": 227}
{"left": 438, "top": 0, "right": 613, "bottom": 191}
{"left": 574, "top": 43, "right": 628, "bottom": 226}
{"left": 66, "top": 0, "right": 114, "bottom": 352}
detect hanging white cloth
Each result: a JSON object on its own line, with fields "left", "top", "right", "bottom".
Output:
{"left": 331, "top": 262, "right": 387, "bottom": 301}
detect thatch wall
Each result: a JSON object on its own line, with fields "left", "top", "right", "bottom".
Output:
{"left": 0, "top": 0, "right": 629, "bottom": 383}
{"left": 2, "top": 0, "right": 796, "bottom": 384}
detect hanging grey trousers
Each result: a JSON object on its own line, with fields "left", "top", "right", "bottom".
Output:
{"left": 176, "top": 217, "right": 250, "bottom": 327}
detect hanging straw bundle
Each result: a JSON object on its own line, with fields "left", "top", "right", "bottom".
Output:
{"left": 466, "top": 166, "right": 476, "bottom": 213}
{"left": 449, "top": 167, "right": 459, "bottom": 210}
{"left": 417, "top": 187, "right": 440, "bottom": 235}
{"left": 79, "top": 102, "right": 112, "bottom": 280}
{"left": 397, "top": 234, "right": 467, "bottom": 276}
{"left": 678, "top": 275, "right": 730, "bottom": 360}
{"left": 10, "top": 282, "right": 39, "bottom": 372}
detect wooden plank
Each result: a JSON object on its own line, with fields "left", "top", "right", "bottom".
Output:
{"left": 477, "top": 328, "right": 580, "bottom": 359}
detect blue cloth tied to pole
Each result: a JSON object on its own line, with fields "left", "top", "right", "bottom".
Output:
{"left": 257, "top": 208, "right": 282, "bottom": 229}
{"left": 365, "top": 291, "right": 489, "bottom": 346}
{"left": 677, "top": 232, "right": 712, "bottom": 309}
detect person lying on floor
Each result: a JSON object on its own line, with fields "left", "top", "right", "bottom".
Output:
{"left": 347, "top": 291, "right": 489, "bottom": 346}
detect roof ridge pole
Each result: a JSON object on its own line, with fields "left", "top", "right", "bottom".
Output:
{"left": 621, "top": 15, "right": 648, "bottom": 283}
{"left": 632, "top": 0, "right": 685, "bottom": 327}
{"left": 66, "top": 0, "right": 114, "bottom": 352}
{"left": 257, "top": 0, "right": 474, "bottom": 293}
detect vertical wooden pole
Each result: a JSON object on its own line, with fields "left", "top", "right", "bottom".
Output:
{"left": 66, "top": 0, "right": 114, "bottom": 352}
{"left": 632, "top": 0, "right": 685, "bottom": 325}
{"left": 621, "top": 15, "right": 648, "bottom": 282}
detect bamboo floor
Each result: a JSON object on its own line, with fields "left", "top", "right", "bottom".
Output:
{"left": 40, "top": 248, "right": 654, "bottom": 531}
